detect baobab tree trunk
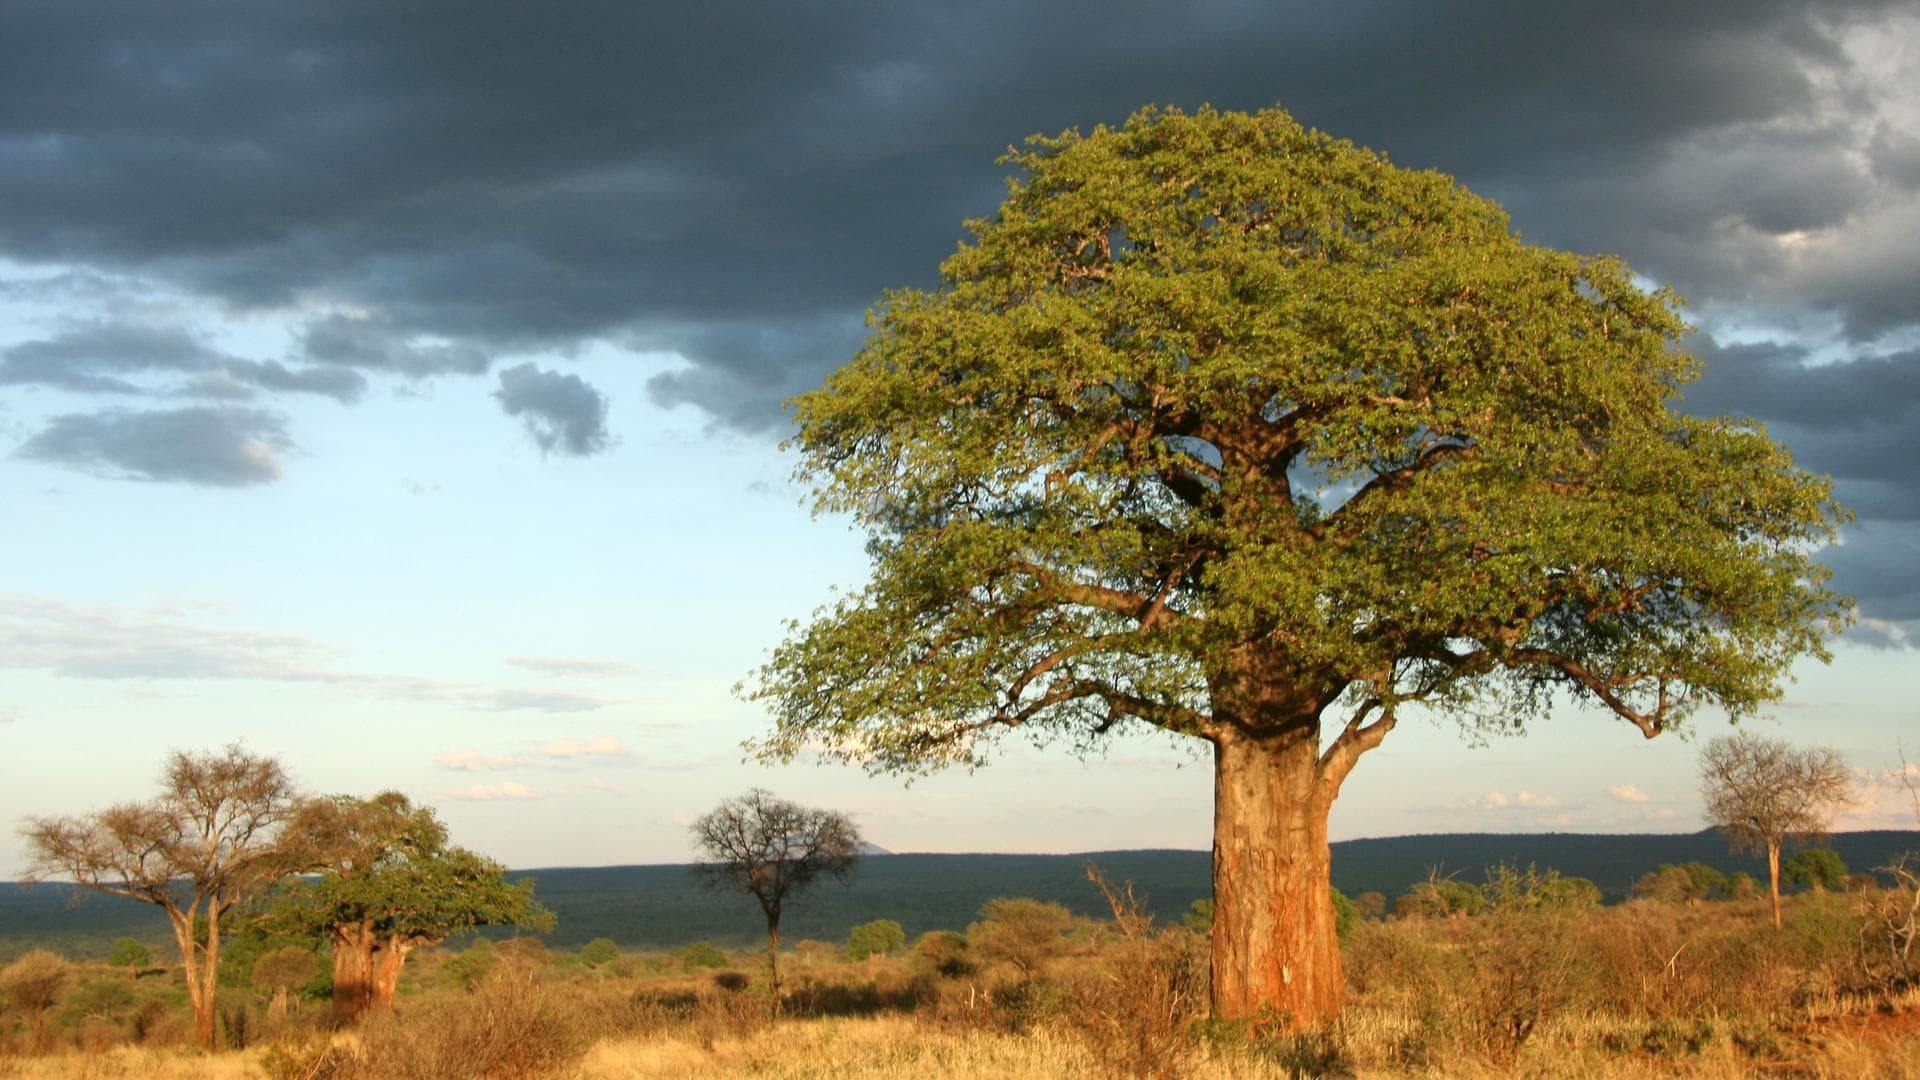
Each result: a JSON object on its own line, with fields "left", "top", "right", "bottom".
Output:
{"left": 369, "top": 939, "right": 418, "bottom": 1012}
{"left": 331, "top": 925, "right": 376, "bottom": 1022}
{"left": 1209, "top": 726, "right": 1343, "bottom": 1029}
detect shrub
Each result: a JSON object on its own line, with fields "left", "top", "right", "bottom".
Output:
{"left": 969, "top": 898, "right": 1074, "bottom": 979}
{"left": 107, "top": 937, "right": 153, "bottom": 968}
{"left": 847, "top": 918, "right": 907, "bottom": 960}
{"left": 446, "top": 938, "right": 498, "bottom": 990}
{"left": 913, "top": 931, "right": 973, "bottom": 979}
{"left": 579, "top": 937, "right": 620, "bottom": 967}
{"left": 0, "top": 949, "right": 71, "bottom": 1049}
{"left": 1181, "top": 898, "right": 1213, "bottom": 934}
{"left": 495, "top": 937, "right": 551, "bottom": 969}
{"left": 1783, "top": 848, "right": 1848, "bottom": 892}
{"left": 1332, "top": 887, "right": 1361, "bottom": 941}
{"left": 676, "top": 941, "right": 729, "bottom": 972}
{"left": 1396, "top": 875, "right": 1486, "bottom": 918}
{"left": 252, "top": 946, "right": 318, "bottom": 1021}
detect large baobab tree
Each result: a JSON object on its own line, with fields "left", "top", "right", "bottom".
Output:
{"left": 747, "top": 105, "right": 1851, "bottom": 1027}
{"left": 20, "top": 744, "right": 302, "bottom": 1046}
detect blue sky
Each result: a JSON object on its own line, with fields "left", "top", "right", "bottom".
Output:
{"left": 4, "top": 3, "right": 1919, "bottom": 874}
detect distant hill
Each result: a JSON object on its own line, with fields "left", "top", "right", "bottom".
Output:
{"left": 5, "top": 829, "right": 1913, "bottom": 956}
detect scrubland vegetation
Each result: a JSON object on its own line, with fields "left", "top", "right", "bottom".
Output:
{"left": 3, "top": 858, "right": 1917, "bottom": 1079}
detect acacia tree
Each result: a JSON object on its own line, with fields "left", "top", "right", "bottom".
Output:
{"left": 19, "top": 744, "right": 301, "bottom": 1046}
{"left": 1699, "top": 732, "right": 1855, "bottom": 929}
{"left": 689, "top": 789, "right": 859, "bottom": 1011}
{"left": 748, "top": 106, "right": 1851, "bottom": 1026}
{"left": 270, "top": 791, "right": 553, "bottom": 1021}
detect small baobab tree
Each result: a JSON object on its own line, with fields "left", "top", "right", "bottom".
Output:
{"left": 688, "top": 789, "right": 860, "bottom": 1013}
{"left": 1699, "top": 732, "right": 1855, "bottom": 929}
{"left": 271, "top": 791, "right": 553, "bottom": 1022}
{"left": 19, "top": 744, "right": 302, "bottom": 1047}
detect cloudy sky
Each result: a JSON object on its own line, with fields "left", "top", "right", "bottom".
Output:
{"left": 4, "top": 2, "right": 1918, "bottom": 875}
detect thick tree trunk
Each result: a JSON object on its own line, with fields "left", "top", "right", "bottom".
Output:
{"left": 1768, "top": 841, "right": 1783, "bottom": 931}
{"left": 369, "top": 939, "right": 417, "bottom": 1012}
{"left": 331, "top": 924, "right": 376, "bottom": 1023}
{"left": 1210, "top": 728, "right": 1343, "bottom": 1029}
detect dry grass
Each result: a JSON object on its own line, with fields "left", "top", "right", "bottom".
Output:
{"left": 5, "top": 888, "right": 1919, "bottom": 1078}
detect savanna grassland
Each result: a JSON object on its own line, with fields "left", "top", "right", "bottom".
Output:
{"left": 3, "top": 863, "right": 1918, "bottom": 1079}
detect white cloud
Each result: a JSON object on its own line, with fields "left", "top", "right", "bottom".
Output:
{"left": 1608, "top": 784, "right": 1652, "bottom": 804}
{"left": 537, "top": 734, "right": 627, "bottom": 759}
{"left": 434, "top": 747, "right": 520, "bottom": 772}
{"left": 0, "top": 593, "right": 616, "bottom": 713}
{"left": 505, "top": 655, "right": 639, "bottom": 678}
{"left": 444, "top": 781, "right": 539, "bottom": 801}
{"left": 584, "top": 778, "right": 623, "bottom": 794}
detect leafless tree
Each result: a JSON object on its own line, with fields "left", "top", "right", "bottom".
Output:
{"left": 688, "top": 789, "right": 859, "bottom": 1012}
{"left": 1698, "top": 732, "right": 1855, "bottom": 929}
{"left": 18, "top": 744, "right": 303, "bottom": 1046}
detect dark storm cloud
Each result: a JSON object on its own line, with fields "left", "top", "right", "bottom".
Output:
{"left": 0, "top": 321, "right": 365, "bottom": 402}
{"left": 14, "top": 405, "right": 294, "bottom": 485}
{"left": 2, "top": 0, "right": 1918, "bottom": 625}
{"left": 493, "top": 362, "right": 610, "bottom": 456}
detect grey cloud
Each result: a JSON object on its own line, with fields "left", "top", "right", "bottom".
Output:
{"left": 493, "top": 362, "right": 611, "bottom": 456}
{"left": 2, "top": 1, "right": 1911, "bottom": 421}
{"left": 0, "top": 321, "right": 365, "bottom": 403}
{"left": 296, "top": 313, "right": 491, "bottom": 377}
{"left": 15, "top": 405, "right": 294, "bottom": 486}
{"left": 1868, "top": 124, "right": 1920, "bottom": 190}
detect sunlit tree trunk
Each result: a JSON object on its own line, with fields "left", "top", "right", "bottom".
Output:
{"left": 369, "top": 939, "right": 418, "bottom": 1011}
{"left": 1209, "top": 727, "right": 1343, "bottom": 1028}
{"left": 1768, "top": 841, "right": 1784, "bottom": 931}
{"left": 331, "top": 923, "right": 376, "bottom": 1022}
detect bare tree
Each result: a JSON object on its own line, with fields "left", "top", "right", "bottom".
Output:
{"left": 688, "top": 789, "right": 859, "bottom": 1012}
{"left": 18, "top": 744, "right": 302, "bottom": 1046}
{"left": 1698, "top": 732, "right": 1855, "bottom": 929}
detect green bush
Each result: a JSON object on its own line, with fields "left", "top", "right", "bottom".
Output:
{"left": 847, "top": 918, "right": 906, "bottom": 960}
{"left": 1783, "top": 849, "right": 1849, "bottom": 892}
{"left": 1332, "top": 888, "right": 1361, "bottom": 941}
{"left": 968, "top": 898, "right": 1074, "bottom": 979}
{"left": 446, "top": 938, "right": 498, "bottom": 990}
{"left": 676, "top": 941, "right": 729, "bottom": 972}
{"left": 108, "top": 937, "right": 153, "bottom": 968}
{"left": 913, "top": 931, "right": 974, "bottom": 978}
{"left": 579, "top": 937, "right": 620, "bottom": 967}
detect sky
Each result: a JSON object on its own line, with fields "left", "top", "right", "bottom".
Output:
{"left": 3, "top": 2, "right": 1918, "bottom": 877}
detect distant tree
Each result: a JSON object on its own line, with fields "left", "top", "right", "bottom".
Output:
{"left": 1354, "top": 892, "right": 1388, "bottom": 921}
{"left": 445, "top": 937, "right": 497, "bottom": 990}
{"left": 580, "top": 937, "right": 621, "bottom": 968}
{"left": 0, "top": 949, "right": 70, "bottom": 1050}
{"left": 1484, "top": 863, "right": 1601, "bottom": 911}
{"left": 847, "top": 918, "right": 907, "bottom": 960}
{"left": 251, "top": 946, "right": 317, "bottom": 1023}
{"left": 106, "top": 938, "right": 152, "bottom": 968}
{"left": 19, "top": 744, "right": 303, "bottom": 1046}
{"left": 968, "top": 897, "right": 1075, "bottom": 979}
{"left": 1396, "top": 875, "right": 1486, "bottom": 919}
{"left": 748, "top": 104, "right": 1851, "bottom": 1026}
{"left": 271, "top": 791, "right": 553, "bottom": 1022}
{"left": 1181, "top": 899, "right": 1214, "bottom": 935}
{"left": 913, "top": 930, "right": 974, "bottom": 978}
{"left": 689, "top": 789, "right": 860, "bottom": 1013}
{"left": 1783, "top": 849, "right": 1849, "bottom": 893}
{"left": 1331, "top": 888, "right": 1361, "bottom": 941}
{"left": 675, "top": 941, "right": 729, "bottom": 972}
{"left": 1699, "top": 733, "right": 1856, "bottom": 929}
{"left": 1727, "top": 871, "right": 1762, "bottom": 900}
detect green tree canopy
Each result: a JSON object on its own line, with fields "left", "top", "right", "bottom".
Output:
{"left": 749, "top": 104, "right": 1850, "bottom": 1025}
{"left": 272, "top": 791, "right": 552, "bottom": 1021}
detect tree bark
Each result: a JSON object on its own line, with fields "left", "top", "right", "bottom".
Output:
{"left": 1768, "top": 841, "right": 1783, "bottom": 931}
{"left": 331, "top": 924, "right": 376, "bottom": 1023}
{"left": 1209, "top": 726, "right": 1343, "bottom": 1028}
{"left": 766, "top": 916, "right": 782, "bottom": 1017}
{"left": 369, "top": 939, "right": 416, "bottom": 1012}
